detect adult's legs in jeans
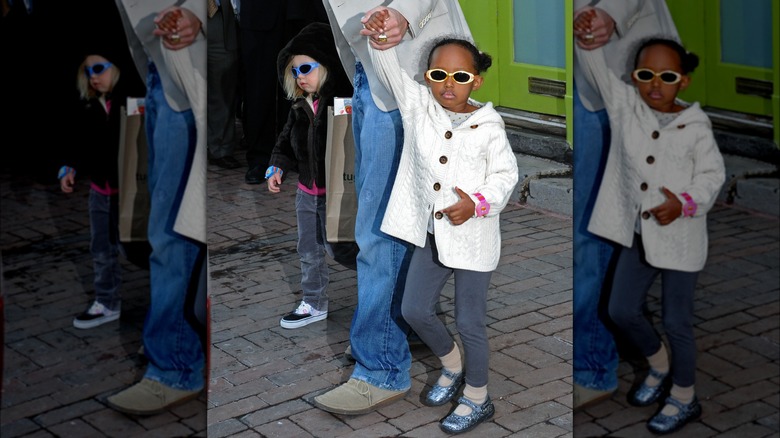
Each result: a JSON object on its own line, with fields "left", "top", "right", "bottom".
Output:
{"left": 348, "top": 62, "right": 412, "bottom": 391}
{"left": 89, "top": 189, "right": 122, "bottom": 311}
{"left": 573, "top": 84, "right": 618, "bottom": 392}
{"left": 142, "top": 65, "right": 205, "bottom": 391}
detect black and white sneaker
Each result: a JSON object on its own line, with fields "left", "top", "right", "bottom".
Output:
{"left": 280, "top": 301, "right": 327, "bottom": 329}
{"left": 73, "top": 301, "right": 120, "bottom": 329}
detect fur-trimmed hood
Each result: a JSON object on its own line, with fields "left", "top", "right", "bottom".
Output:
{"left": 276, "top": 22, "right": 353, "bottom": 102}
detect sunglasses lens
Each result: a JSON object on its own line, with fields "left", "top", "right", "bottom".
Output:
{"left": 660, "top": 72, "right": 680, "bottom": 83}
{"left": 453, "top": 72, "right": 472, "bottom": 84}
{"left": 92, "top": 64, "right": 105, "bottom": 74}
{"left": 298, "top": 64, "right": 312, "bottom": 75}
{"left": 429, "top": 70, "right": 447, "bottom": 81}
{"left": 635, "top": 70, "right": 654, "bottom": 81}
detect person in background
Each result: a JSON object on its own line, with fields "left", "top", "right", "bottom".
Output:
{"left": 240, "top": 0, "right": 329, "bottom": 184}
{"left": 206, "top": 0, "right": 242, "bottom": 169}
{"left": 265, "top": 23, "right": 356, "bottom": 329}
{"left": 60, "top": 51, "right": 128, "bottom": 330}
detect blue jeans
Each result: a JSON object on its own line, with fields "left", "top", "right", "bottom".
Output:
{"left": 572, "top": 84, "right": 618, "bottom": 391}
{"left": 89, "top": 188, "right": 121, "bottom": 311}
{"left": 349, "top": 62, "right": 413, "bottom": 391}
{"left": 296, "top": 189, "right": 331, "bottom": 312}
{"left": 142, "top": 63, "right": 205, "bottom": 391}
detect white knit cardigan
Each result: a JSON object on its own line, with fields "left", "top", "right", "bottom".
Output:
{"left": 577, "top": 46, "right": 726, "bottom": 272}
{"left": 370, "top": 43, "right": 519, "bottom": 272}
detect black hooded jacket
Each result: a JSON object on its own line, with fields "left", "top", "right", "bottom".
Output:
{"left": 268, "top": 22, "right": 353, "bottom": 190}
{"left": 63, "top": 69, "right": 130, "bottom": 190}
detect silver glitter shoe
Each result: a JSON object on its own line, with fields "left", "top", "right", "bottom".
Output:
{"left": 647, "top": 396, "right": 702, "bottom": 435}
{"left": 423, "top": 368, "right": 464, "bottom": 406}
{"left": 440, "top": 396, "right": 495, "bottom": 434}
{"left": 628, "top": 368, "right": 669, "bottom": 407}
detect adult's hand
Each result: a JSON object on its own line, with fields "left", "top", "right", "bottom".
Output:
{"left": 360, "top": 7, "right": 408, "bottom": 51}
{"left": 574, "top": 7, "right": 616, "bottom": 50}
{"left": 153, "top": 7, "right": 202, "bottom": 51}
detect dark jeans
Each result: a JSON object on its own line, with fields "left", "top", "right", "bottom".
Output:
{"left": 608, "top": 234, "right": 699, "bottom": 387}
{"left": 572, "top": 84, "right": 619, "bottom": 392}
{"left": 296, "top": 189, "right": 330, "bottom": 312}
{"left": 88, "top": 188, "right": 121, "bottom": 311}
{"left": 401, "top": 234, "right": 492, "bottom": 388}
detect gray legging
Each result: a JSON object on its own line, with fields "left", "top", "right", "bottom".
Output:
{"left": 401, "top": 233, "right": 492, "bottom": 388}
{"left": 608, "top": 234, "right": 699, "bottom": 387}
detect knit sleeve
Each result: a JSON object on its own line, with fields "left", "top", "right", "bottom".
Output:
{"left": 368, "top": 42, "right": 429, "bottom": 116}
{"left": 470, "top": 128, "right": 519, "bottom": 217}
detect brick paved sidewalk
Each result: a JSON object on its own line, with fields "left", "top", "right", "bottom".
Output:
{"left": 206, "top": 162, "right": 574, "bottom": 438}
{"left": 0, "top": 172, "right": 207, "bottom": 437}
{"left": 574, "top": 204, "right": 780, "bottom": 437}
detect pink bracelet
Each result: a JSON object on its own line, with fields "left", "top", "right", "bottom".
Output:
{"left": 474, "top": 193, "right": 490, "bottom": 217}
{"left": 680, "top": 192, "right": 697, "bottom": 217}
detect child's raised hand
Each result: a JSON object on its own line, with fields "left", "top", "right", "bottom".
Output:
{"left": 648, "top": 186, "right": 683, "bottom": 226}
{"left": 573, "top": 8, "right": 596, "bottom": 36}
{"left": 360, "top": 7, "right": 407, "bottom": 49}
{"left": 440, "top": 187, "right": 476, "bottom": 226}
{"left": 267, "top": 173, "right": 283, "bottom": 193}
{"left": 363, "top": 9, "right": 389, "bottom": 33}
{"left": 574, "top": 7, "right": 614, "bottom": 49}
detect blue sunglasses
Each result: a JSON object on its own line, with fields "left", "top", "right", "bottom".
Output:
{"left": 291, "top": 62, "right": 319, "bottom": 79}
{"left": 85, "top": 62, "right": 112, "bottom": 77}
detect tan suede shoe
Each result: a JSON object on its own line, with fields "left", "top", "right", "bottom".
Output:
{"left": 313, "top": 378, "right": 407, "bottom": 415}
{"left": 106, "top": 378, "right": 201, "bottom": 415}
{"left": 573, "top": 383, "right": 615, "bottom": 412}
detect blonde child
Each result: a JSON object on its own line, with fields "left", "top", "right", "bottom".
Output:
{"left": 575, "top": 9, "right": 726, "bottom": 435}
{"left": 60, "top": 52, "right": 128, "bottom": 329}
{"left": 266, "top": 23, "right": 357, "bottom": 329}
{"left": 365, "top": 10, "right": 519, "bottom": 434}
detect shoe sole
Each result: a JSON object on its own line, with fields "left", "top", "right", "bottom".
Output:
{"left": 73, "top": 313, "right": 120, "bottom": 329}
{"left": 313, "top": 390, "right": 407, "bottom": 415}
{"left": 106, "top": 391, "right": 200, "bottom": 416}
{"left": 280, "top": 313, "right": 327, "bottom": 329}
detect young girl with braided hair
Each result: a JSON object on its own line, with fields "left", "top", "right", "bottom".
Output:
{"left": 366, "top": 9, "right": 519, "bottom": 433}
{"left": 576, "top": 8, "right": 725, "bottom": 434}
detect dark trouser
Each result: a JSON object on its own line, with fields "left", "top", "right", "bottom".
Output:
{"left": 607, "top": 234, "right": 699, "bottom": 387}
{"left": 401, "top": 234, "right": 492, "bottom": 388}
{"left": 206, "top": 8, "right": 239, "bottom": 159}
{"left": 89, "top": 188, "right": 122, "bottom": 311}
{"left": 296, "top": 189, "right": 330, "bottom": 312}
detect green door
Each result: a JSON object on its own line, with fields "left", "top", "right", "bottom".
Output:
{"left": 667, "top": 0, "right": 778, "bottom": 146}
{"left": 460, "top": 0, "right": 573, "bottom": 142}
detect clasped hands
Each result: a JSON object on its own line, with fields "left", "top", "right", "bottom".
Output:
{"left": 573, "top": 7, "right": 615, "bottom": 49}
{"left": 361, "top": 7, "right": 409, "bottom": 50}
{"left": 154, "top": 6, "right": 202, "bottom": 50}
